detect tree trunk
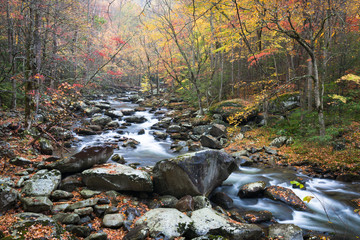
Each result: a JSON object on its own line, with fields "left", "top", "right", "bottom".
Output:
{"left": 312, "top": 57, "right": 326, "bottom": 136}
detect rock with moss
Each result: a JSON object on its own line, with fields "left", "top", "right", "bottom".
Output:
{"left": 82, "top": 163, "right": 153, "bottom": 192}
{"left": 153, "top": 150, "right": 237, "bottom": 198}
{"left": 21, "top": 196, "right": 53, "bottom": 212}
{"left": 39, "top": 138, "right": 54, "bottom": 155}
{"left": 21, "top": 169, "right": 61, "bottom": 197}
{"left": 135, "top": 208, "right": 193, "bottom": 239}
{"left": 268, "top": 224, "right": 303, "bottom": 240}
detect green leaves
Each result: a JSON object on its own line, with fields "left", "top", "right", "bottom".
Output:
{"left": 290, "top": 180, "right": 304, "bottom": 189}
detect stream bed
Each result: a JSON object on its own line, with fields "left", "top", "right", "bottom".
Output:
{"left": 74, "top": 93, "right": 360, "bottom": 238}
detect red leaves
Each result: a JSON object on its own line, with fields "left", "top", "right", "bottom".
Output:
{"left": 247, "top": 49, "right": 276, "bottom": 67}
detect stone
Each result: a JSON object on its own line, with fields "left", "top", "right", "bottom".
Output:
{"left": 0, "top": 182, "right": 18, "bottom": 212}
{"left": 103, "top": 213, "right": 124, "bottom": 228}
{"left": 124, "top": 116, "right": 147, "bottom": 123}
{"left": 153, "top": 150, "right": 237, "bottom": 197}
{"left": 106, "top": 121, "right": 120, "bottom": 128}
{"left": 21, "top": 196, "right": 53, "bottom": 212}
{"left": 210, "top": 124, "right": 227, "bottom": 137}
{"left": 80, "top": 189, "right": 101, "bottom": 199}
{"left": 189, "top": 208, "right": 262, "bottom": 239}
{"left": 74, "top": 207, "right": 94, "bottom": 216}
{"left": 167, "top": 125, "right": 182, "bottom": 133}
{"left": 59, "top": 174, "right": 84, "bottom": 192}
{"left": 122, "top": 109, "right": 136, "bottom": 116}
{"left": 39, "top": 138, "right": 54, "bottom": 155}
{"left": 158, "top": 195, "right": 178, "bottom": 208}
{"left": 200, "top": 135, "right": 222, "bottom": 149}
{"left": 122, "top": 138, "right": 140, "bottom": 148}
{"left": 67, "top": 198, "right": 99, "bottom": 211}
{"left": 84, "top": 106, "right": 102, "bottom": 116}
{"left": 82, "top": 163, "right": 153, "bottom": 192}
{"left": 66, "top": 225, "right": 91, "bottom": 238}
{"left": 123, "top": 224, "right": 149, "bottom": 240}
{"left": 85, "top": 232, "right": 108, "bottom": 240}
{"left": 75, "top": 128, "right": 97, "bottom": 135}
{"left": 51, "top": 203, "right": 70, "bottom": 214}
{"left": 9, "top": 157, "right": 32, "bottom": 166}
{"left": 111, "top": 154, "right": 126, "bottom": 164}
{"left": 242, "top": 210, "right": 272, "bottom": 223}
{"left": 270, "top": 136, "right": 292, "bottom": 148}
{"left": 21, "top": 169, "right": 61, "bottom": 197}
{"left": 50, "top": 126, "right": 74, "bottom": 140}
{"left": 265, "top": 186, "right": 308, "bottom": 211}
{"left": 94, "top": 205, "right": 110, "bottom": 216}
{"left": 138, "top": 129, "right": 145, "bottom": 135}
{"left": 105, "top": 110, "right": 123, "bottom": 119}
{"left": 135, "top": 208, "right": 192, "bottom": 239}
{"left": 238, "top": 181, "right": 267, "bottom": 198}
{"left": 152, "top": 131, "right": 168, "bottom": 140}
{"left": 47, "top": 145, "right": 114, "bottom": 173}
{"left": 210, "top": 192, "right": 234, "bottom": 210}
{"left": 264, "top": 146, "right": 277, "bottom": 155}
{"left": 91, "top": 115, "right": 112, "bottom": 127}
{"left": 268, "top": 224, "right": 303, "bottom": 240}
{"left": 51, "top": 190, "right": 74, "bottom": 200}
{"left": 193, "top": 196, "right": 212, "bottom": 210}
{"left": 193, "top": 125, "right": 212, "bottom": 135}
{"left": 175, "top": 195, "right": 194, "bottom": 212}
{"left": 53, "top": 213, "right": 80, "bottom": 224}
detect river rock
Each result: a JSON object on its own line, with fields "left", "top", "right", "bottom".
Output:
{"left": 189, "top": 208, "right": 263, "bottom": 239}
{"left": 242, "top": 210, "right": 273, "bottom": 223}
{"left": 50, "top": 126, "right": 74, "bottom": 140}
{"left": 85, "top": 232, "right": 108, "bottom": 240}
{"left": 175, "top": 195, "right": 194, "bottom": 212}
{"left": 53, "top": 213, "right": 80, "bottom": 224}
{"left": 210, "top": 124, "right": 227, "bottom": 137}
{"left": 238, "top": 181, "right": 266, "bottom": 198}
{"left": 0, "top": 181, "right": 18, "bottom": 212}
{"left": 123, "top": 224, "right": 149, "bottom": 240}
{"left": 39, "top": 138, "right": 54, "bottom": 155}
{"left": 95, "top": 102, "right": 111, "bottom": 110}
{"left": 193, "top": 196, "right": 212, "bottom": 210}
{"left": 105, "top": 110, "right": 123, "bottom": 119}
{"left": 66, "top": 225, "right": 91, "bottom": 238}
{"left": 265, "top": 186, "right": 308, "bottom": 211}
{"left": 52, "top": 203, "right": 71, "bottom": 214}
{"left": 103, "top": 213, "right": 124, "bottom": 228}
{"left": 84, "top": 106, "right": 102, "bottom": 116}
{"left": 268, "top": 224, "right": 303, "bottom": 240}
{"left": 74, "top": 128, "right": 97, "bottom": 135}
{"left": 152, "top": 131, "right": 168, "bottom": 140}
{"left": 74, "top": 207, "right": 94, "bottom": 216}
{"left": 91, "top": 115, "right": 112, "bottom": 127}
{"left": 51, "top": 190, "right": 74, "bottom": 200}
{"left": 21, "top": 169, "right": 61, "bottom": 197}
{"left": 122, "top": 109, "right": 136, "bottom": 116}
{"left": 10, "top": 156, "right": 32, "bottom": 166}
{"left": 124, "top": 116, "right": 147, "bottom": 123}
{"left": 82, "top": 163, "right": 153, "bottom": 192}
{"left": 153, "top": 150, "right": 237, "bottom": 198}
{"left": 167, "top": 125, "right": 182, "bottom": 133}
{"left": 135, "top": 208, "right": 193, "bottom": 239}
{"left": 59, "top": 174, "right": 84, "bottom": 191}
{"left": 193, "top": 125, "right": 212, "bottom": 135}
{"left": 210, "top": 192, "right": 234, "bottom": 210}
{"left": 47, "top": 145, "right": 114, "bottom": 173}
{"left": 158, "top": 195, "right": 178, "bottom": 208}
{"left": 66, "top": 198, "right": 99, "bottom": 211}
{"left": 21, "top": 196, "right": 53, "bottom": 212}
{"left": 200, "top": 135, "right": 222, "bottom": 149}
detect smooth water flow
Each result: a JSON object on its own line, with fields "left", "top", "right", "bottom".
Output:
{"left": 75, "top": 93, "right": 360, "bottom": 238}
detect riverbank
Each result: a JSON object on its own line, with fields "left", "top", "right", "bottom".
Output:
{"left": 0, "top": 90, "right": 359, "bottom": 239}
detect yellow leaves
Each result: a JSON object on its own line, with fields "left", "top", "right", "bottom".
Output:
{"left": 328, "top": 94, "right": 347, "bottom": 104}
{"left": 337, "top": 74, "right": 360, "bottom": 85}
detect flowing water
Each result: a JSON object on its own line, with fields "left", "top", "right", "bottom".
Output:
{"left": 74, "top": 93, "right": 360, "bottom": 238}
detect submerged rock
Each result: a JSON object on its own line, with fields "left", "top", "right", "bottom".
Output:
{"left": 47, "top": 145, "right": 114, "bottom": 173}
{"left": 153, "top": 150, "right": 237, "bottom": 197}
{"left": 82, "top": 163, "right": 153, "bottom": 192}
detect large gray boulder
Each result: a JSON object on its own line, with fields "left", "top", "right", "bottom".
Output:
{"left": 189, "top": 208, "right": 263, "bottom": 239}
{"left": 135, "top": 208, "right": 192, "bottom": 239}
{"left": 21, "top": 169, "right": 61, "bottom": 197}
{"left": 21, "top": 196, "right": 53, "bottom": 212}
{"left": 47, "top": 145, "right": 113, "bottom": 173}
{"left": 0, "top": 179, "right": 18, "bottom": 212}
{"left": 91, "top": 114, "right": 112, "bottom": 127}
{"left": 200, "top": 135, "right": 223, "bottom": 149}
{"left": 153, "top": 150, "right": 237, "bottom": 197}
{"left": 82, "top": 163, "right": 153, "bottom": 192}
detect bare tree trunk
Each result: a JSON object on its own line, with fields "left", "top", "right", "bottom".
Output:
{"left": 307, "top": 59, "right": 313, "bottom": 111}
{"left": 7, "top": 0, "right": 16, "bottom": 109}
{"left": 312, "top": 57, "right": 326, "bottom": 136}
{"left": 219, "top": 51, "right": 224, "bottom": 101}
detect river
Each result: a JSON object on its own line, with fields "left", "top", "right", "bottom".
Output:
{"left": 74, "top": 93, "right": 360, "bottom": 238}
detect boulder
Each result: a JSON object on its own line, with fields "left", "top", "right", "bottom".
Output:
{"left": 66, "top": 225, "right": 91, "bottom": 238}
{"left": 189, "top": 208, "right": 263, "bottom": 239}
{"left": 153, "top": 150, "right": 237, "bottom": 197}
{"left": 158, "top": 195, "right": 178, "bottom": 208}
{"left": 167, "top": 125, "right": 182, "bottom": 133}
{"left": 74, "top": 128, "right": 97, "bottom": 136}
{"left": 175, "top": 195, "right": 194, "bottom": 212}
{"left": 268, "top": 224, "right": 303, "bottom": 240}
{"left": 200, "top": 135, "right": 222, "bottom": 149}
{"left": 53, "top": 213, "right": 80, "bottom": 224}
{"left": 265, "top": 186, "right": 308, "bottom": 211}
{"left": 135, "top": 208, "right": 192, "bottom": 239}
{"left": 50, "top": 126, "right": 73, "bottom": 140}
{"left": 152, "top": 131, "right": 168, "bottom": 140}
{"left": 10, "top": 156, "right": 32, "bottom": 166}
{"left": 210, "top": 124, "right": 227, "bottom": 138}
{"left": 82, "top": 163, "right": 153, "bottom": 192}
{"left": 47, "top": 145, "right": 113, "bottom": 173}
{"left": 123, "top": 224, "right": 149, "bottom": 240}
{"left": 91, "top": 115, "right": 112, "bottom": 127}
{"left": 122, "top": 109, "right": 136, "bottom": 116}
{"left": 270, "top": 136, "right": 293, "bottom": 148}
{"left": 59, "top": 174, "right": 84, "bottom": 192}
{"left": 193, "top": 125, "right": 212, "bottom": 135}
{"left": 66, "top": 198, "right": 99, "bottom": 211}
{"left": 85, "top": 232, "right": 108, "bottom": 240}
{"left": 51, "top": 190, "right": 74, "bottom": 201}
{"left": 39, "top": 138, "right": 54, "bottom": 155}
{"left": 84, "top": 106, "right": 101, "bottom": 116}
{"left": 106, "top": 121, "right": 120, "bottom": 128}
{"left": 95, "top": 102, "right": 111, "bottom": 110}
{"left": 242, "top": 210, "right": 273, "bottom": 223}
{"left": 238, "top": 181, "right": 266, "bottom": 198}
{"left": 193, "top": 196, "right": 212, "bottom": 210}
{"left": 21, "top": 169, "right": 61, "bottom": 197}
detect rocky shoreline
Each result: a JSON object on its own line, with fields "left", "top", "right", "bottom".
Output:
{"left": 1, "top": 90, "right": 359, "bottom": 240}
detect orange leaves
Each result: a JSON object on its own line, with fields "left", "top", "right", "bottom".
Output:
{"left": 247, "top": 49, "right": 277, "bottom": 67}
